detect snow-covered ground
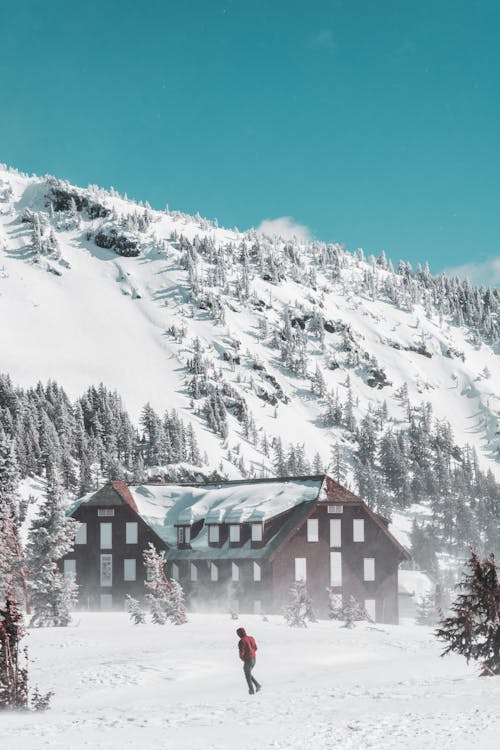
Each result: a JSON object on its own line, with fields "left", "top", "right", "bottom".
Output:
{"left": 3, "top": 613, "right": 499, "bottom": 749}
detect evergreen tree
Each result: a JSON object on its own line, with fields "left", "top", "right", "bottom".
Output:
{"left": 435, "top": 551, "right": 500, "bottom": 674}
{"left": 283, "top": 581, "right": 316, "bottom": 627}
{"left": 26, "top": 467, "right": 78, "bottom": 627}
{"left": 143, "top": 544, "right": 187, "bottom": 625}
{"left": 0, "top": 594, "right": 28, "bottom": 710}
{"left": 125, "top": 594, "right": 146, "bottom": 625}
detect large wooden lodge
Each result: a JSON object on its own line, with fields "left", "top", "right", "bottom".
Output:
{"left": 62, "top": 474, "right": 410, "bottom": 623}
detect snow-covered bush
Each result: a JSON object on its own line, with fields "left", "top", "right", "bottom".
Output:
{"left": 94, "top": 222, "right": 141, "bottom": 257}
{"left": 284, "top": 581, "right": 316, "bottom": 628}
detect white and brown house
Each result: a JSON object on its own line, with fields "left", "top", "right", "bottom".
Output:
{"left": 62, "top": 474, "right": 410, "bottom": 623}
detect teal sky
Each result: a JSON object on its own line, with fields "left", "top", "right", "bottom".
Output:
{"left": 1, "top": 0, "right": 499, "bottom": 280}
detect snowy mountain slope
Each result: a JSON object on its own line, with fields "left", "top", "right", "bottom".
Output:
{"left": 1, "top": 163, "right": 500, "bottom": 485}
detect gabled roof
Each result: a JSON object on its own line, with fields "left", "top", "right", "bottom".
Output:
{"left": 320, "top": 477, "right": 411, "bottom": 561}
{"left": 69, "top": 480, "right": 139, "bottom": 513}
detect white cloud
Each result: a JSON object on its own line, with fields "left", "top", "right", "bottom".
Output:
{"left": 255, "top": 216, "right": 313, "bottom": 242}
{"left": 443, "top": 256, "right": 500, "bottom": 287}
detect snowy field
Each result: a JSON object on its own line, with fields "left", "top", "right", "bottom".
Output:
{"left": 2, "top": 613, "right": 500, "bottom": 749}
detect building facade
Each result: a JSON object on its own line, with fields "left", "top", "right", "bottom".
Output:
{"left": 62, "top": 475, "right": 410, "bottom": 623}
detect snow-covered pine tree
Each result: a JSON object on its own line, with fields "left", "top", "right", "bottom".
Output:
{"left": 143, "top": 543, "right": 187, "bottom": 625}
{"left": 26, "top": 465, "right": 78, "bottom": 627}
{"left": 341, "top": 595, "right": 370, "bottom": 628}
{"left": 0, "top": 431, "right": 26, "bottom": 607}
{"left": 125, "top": 594, "right": 146, "bottom": 625}
{"left": 435, "top": 551, "right": 500, "bottom": 674}
{"left": 283, "top": 581, "right": 316, "bottom": 628}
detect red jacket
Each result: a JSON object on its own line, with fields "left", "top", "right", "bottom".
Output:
{"left": 237, "top": 627, "right": 257, "bottom": 660}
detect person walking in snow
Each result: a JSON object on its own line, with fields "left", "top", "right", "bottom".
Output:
{"left": 236, "top": 627, "right": 262, "bottom": 695}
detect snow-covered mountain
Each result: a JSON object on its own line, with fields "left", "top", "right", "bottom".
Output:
{"left": 1, "top": 162, "right": 500, "bottom": 495}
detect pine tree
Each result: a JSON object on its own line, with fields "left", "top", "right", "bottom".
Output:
{"left": 26, "top": 466, "right": 78, "bottom": 627}
{"left": 125, "top": 594, "right": 146, "bottom": 625}
{"left": 283, "top": 581, "right": 316, "bottom": 627}
{"left": 143, "top": 544, "right": 187, "bottom": 625}
{"left": 435, "top": 551, "right": 500, "bottom": 674}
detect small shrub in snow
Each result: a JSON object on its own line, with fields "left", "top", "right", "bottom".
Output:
{"left": 284, "top": 581, "right": 316, "bottom": 628}
{"left": 125, "top": 595, "right": 146, "bottom": 625}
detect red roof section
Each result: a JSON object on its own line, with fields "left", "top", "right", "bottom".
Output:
{"left": 111, "top": 481, "right": 139, "bottom": 512}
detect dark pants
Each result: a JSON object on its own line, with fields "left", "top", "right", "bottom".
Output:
{"left": 243, "top": 658, "right": 260, "bottom": 692}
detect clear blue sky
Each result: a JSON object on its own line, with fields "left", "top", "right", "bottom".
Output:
{"left": 1, "top": 0, "right": 499, "bottom": 277}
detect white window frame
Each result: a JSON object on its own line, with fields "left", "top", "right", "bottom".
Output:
{"left": 126, "top": 522, "right": 138, "bottom": 544}
{"left": 208, "top": 525, "right": 220, "bottom": 543}
{"left": 100, "top": 554, "right": 113, "bottom": 587}
{"left": 100, "top": 522, "right": 112, "bottom": 549}
{"left": 177, "top": 526, "right": 190, "bottom": 545}
{"left": 123, "top": 558, "right": 136, "bottom": 582}
{"left": 364, "top": 558, "right": 375, "bottom": 581}
{"left": 329, "top": 519, "right": 341, "bottom": 548}
{"left": 231, "top": 562, "right": 239, "bottom": 582}
{"left": 190, "top": 563, "right": 198, "bottom": 582}
{"left": 330, "top": 551, "right": 342, "bottom": 587}
{"left": 327, "top": 505, "right": 343, "bottom": 514}
{"left": 294, "top": 557, "right": 307, "bottom": 582}
{"left": 64, "top": 559, "right": 76, "bottom": 580}
{"left": 253, "top": 600, "right": 262, "bottom": 614}
{"left": 353, "top": 519, "right": 365, "bottom": 543}
{"left": 229, "top": 524, "right": 240, "bottom": 543}
{"left": 210, "top": 562, "right": 218, "bottom": 582}
{"left": 307, "top": 518, "right": 319, "bottom": 542}
{"left": 75, "top": 522, "right": 87, "bottom": 545}
{"left": 98, "top": 508, "right": 115, "bottom": 517}
{"left": 171, "top": 562, "right": 179, "bottom": 580}
{"left": 251, "top": 523, "right": 263, "bottom": 542}
{"left": 365, "top": 598, "right": 376, "bottom": 621}
{"left": 253, "top": 562, "right": 261, "bottom": 582}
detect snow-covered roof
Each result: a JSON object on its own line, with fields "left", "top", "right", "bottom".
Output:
{"left": 128, "top": 478, "right": 323, "bottom": 547}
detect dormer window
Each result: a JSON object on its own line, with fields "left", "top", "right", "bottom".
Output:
{"left": 229, "top": 524, "right": 240, "bottom": 543}
{"left": 208, "top": 525, "right": 220, "bottom": 544}
{"left": 177, "top": 526, "right": 191, "bottom": 545}
{"left": 251, "top": 523, "right": 263, "bottom": 542}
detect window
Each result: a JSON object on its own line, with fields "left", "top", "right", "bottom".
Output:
{"left": 364, "top": 558, "right": 375, "bottom": 581}
{"left": 307, "top": 518, "right": 319, "bottom": 542}
{"left": 100, "top": 594, "right": 113, "bottom": 610}
{"left": 75, "top": 523, "right": 87, "bottom": 545}
{"left": 98, "top": 508, "right": 115, "bottom": 517}
{"left": 208, "top": 525, "right": 220, "bottom": 543}
{"left": 210, "top": 562, "right": 218, "bottom": 582}
{"left": 251, "top": 524, "right": 263, "bottom": 542}
{"left": 365, "top": 599, "right": 376, "bottom": 621}
{"left": 171, "top": 563, "right": 179, "bottom": 580}
{"left": 100, "top": 554, "right": 112, "bottom": 587}
{"left": 177, "top": 526, "right": 190, "bottom": 545}
{"left": 64, "top": 559, "right": 76, "bottom": 580}
{"left": 100, "top": 522, "right": 112, "bottom": 549}
{"left": 353, "top": 519, "right": 365, "bottom": 542}
{"left": 190, "top": 563, "right": 198, "bottom": 582}
{"left": 330, "top": 551, "right": 342, "bottom": 586}
{"left": 231, "top": 562, "right": 239, "bottom": 582}
{"left": 123, "top": 559, "right": 136, "bottom": 581}
{"left": 294, "top": 557, "right": 307, "bottom": 582}
{"left": 329, "top": 519, "right": 341, "bottom": 547}
{"left": 327, "top": 505, "right": 343, "bottom": 514}
{"left": 253, "top": 562, "right": 261, "bottom": 582}
{"left": 229, "top": 524, "right": 240, "bottom": 543}
{"left": 253, "top": 600, "right": 262, "bottom": 614}
{"left": 126, "top": 522, "right": 138, "bottom": 544}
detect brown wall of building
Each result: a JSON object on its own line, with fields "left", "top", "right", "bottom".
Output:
{"left": 62, "top": 502, "right": 168, "bottom": 610}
